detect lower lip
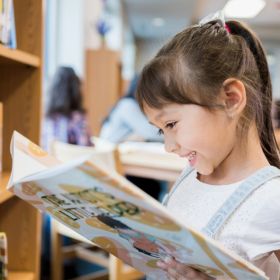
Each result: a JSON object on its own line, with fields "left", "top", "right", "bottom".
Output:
{"left": 188, "top": 155, "right": 197, "bottom": 167}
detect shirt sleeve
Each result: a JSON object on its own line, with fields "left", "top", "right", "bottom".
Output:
{"left": 100, "top": 99, "right": 163, "bottom": 143}
{"left": 114, "top": 99, "right": 163, "bottom": 142}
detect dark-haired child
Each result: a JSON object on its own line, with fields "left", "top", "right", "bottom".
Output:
{"left": 137, "top": 16, "right": 280, "bottom": 280}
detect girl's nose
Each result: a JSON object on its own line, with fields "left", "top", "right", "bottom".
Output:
{"left": 164, "top": 137, "right": 179, "bottom": 153}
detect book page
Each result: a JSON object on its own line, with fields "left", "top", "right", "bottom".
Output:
{"left": 119, "top": 141, "right": 187, "bottom": 170}
{"left": 8, "top": 131, "right": 61, "bottom": 188}
{"left": 9, "top": 132, "right": 268, "bottom": 280}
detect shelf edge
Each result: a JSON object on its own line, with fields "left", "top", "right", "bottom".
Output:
{"left": 0, "top": 172, "right": 13, "bottom": 203}
{"left": 0, "top": 44, "right": 40, "bottom": 67}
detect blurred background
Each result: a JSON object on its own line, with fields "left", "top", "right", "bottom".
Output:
{"left": 44, "top": 0, "right": 280, "bottom": 134}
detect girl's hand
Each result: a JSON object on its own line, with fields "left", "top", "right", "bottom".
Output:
{"left": 157, "top": 257, "right": 214, "bottom": 280}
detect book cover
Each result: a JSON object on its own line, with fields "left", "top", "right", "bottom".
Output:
{"left": 7, "top": 131, "right": 268, "bottom": 280}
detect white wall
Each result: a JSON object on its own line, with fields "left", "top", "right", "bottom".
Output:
{"left": 44, "top": 0, "right": 57, "bottom": 81}
{"left": 264, "top": 42, "right": 280, "bottom": 100}
{"left": 84, "top": 0, "right": 103, "bottom": 50}
{"left": 56, "top": 0, "right": 84, "bottom": 76}
{"left": 45, "top": 0, "right": 126, "bottom": 80}
{"left": 45, "top": 0, "right": 84, "bottom": 79}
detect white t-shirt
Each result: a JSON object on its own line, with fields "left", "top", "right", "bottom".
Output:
{"left": 166, "top": 168, "right": 280, "bottom": 261}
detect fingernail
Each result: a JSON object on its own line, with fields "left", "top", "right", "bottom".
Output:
{"left": 157, "top": 261, "right": 165, "bottom": 268}
{"left": 164, "top": 256, "right": 173, "bottom": 263}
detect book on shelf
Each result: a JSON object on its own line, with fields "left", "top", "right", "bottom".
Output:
{"left": 0, "top": 232, "right": 8, "bottom": 280}
{"left": 7, "top": 131, "right": 268, "bottom": 280}
{"left": 0, "top": 0, "right": 16, "bottom": 49}
{"left": 0, "top": 102, "right": 2, "bottom": 172}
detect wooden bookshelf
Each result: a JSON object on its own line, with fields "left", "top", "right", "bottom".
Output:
{"left": 8, "top": 271, "right": 35, "bottom": 280}
{"left": 0, "top": 44, "right": 40, "bottom": 67}
{"left": 0, "top": 172, "right": 12, "bottom": 203}
{"left": 0, "top": 0, "right": 43, "bottom": 279}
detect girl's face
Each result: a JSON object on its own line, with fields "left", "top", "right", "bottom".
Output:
{"left": 144, "top": 103, "right": 238, "bottom": 176}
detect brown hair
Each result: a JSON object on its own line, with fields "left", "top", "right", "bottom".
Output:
{"left": 137, "top": 20, "right": 280, "bottom": 168}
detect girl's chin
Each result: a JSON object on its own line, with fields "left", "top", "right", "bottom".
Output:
{"left": 196, "top": 165, "right": 214, "bottom": 177}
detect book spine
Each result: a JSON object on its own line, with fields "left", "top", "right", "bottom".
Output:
{"left": 0, "top": 102, "right": 2, "bottom": 173}
{"left": 0, "top": 0, "right": 9, "bottom": 44}
{"left": 0, "top": 232, "right": 8, "bottom": 280}
{"left": 8, "top": 0, "right": 16, "bottom": 48}
{"left": 0, "top": 0, "right": 3, "bottom": 43}
{"left": 1, "top": 0, "right": 16, "bottom": 49}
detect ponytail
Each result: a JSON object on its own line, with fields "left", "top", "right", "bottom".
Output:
{"left": 226, "top": 21, "right": 280, "bottom": 168}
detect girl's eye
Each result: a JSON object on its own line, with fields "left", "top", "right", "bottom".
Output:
{"left": 166, "top": 122, "right": 177, "bottom": 129}
{"left": 157, "top": 129, "right": 164, "bottom": 135}
{"left": 157, "top": 122, "right": 177, "bottom": 135}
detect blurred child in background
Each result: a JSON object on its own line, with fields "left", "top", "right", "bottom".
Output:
{"left": 42, "top": 66, "right": 93, "bottom": 151}
{"left": 41, "top": 66, "right": 93, "bottom": 279}
{"left": 100, "top": 75, "right": 163, "bottom": 143}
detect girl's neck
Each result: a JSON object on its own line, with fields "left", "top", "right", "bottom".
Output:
{"left": 199, "top": 125, "right": 270, "bottom": 185}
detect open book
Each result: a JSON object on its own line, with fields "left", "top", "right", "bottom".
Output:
{"left": 7, "top": 131, "right": 268, "bottom": 280}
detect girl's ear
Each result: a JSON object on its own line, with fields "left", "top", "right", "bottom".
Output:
{"left": 221, "top": 78, "right": 246, "bottom": 119}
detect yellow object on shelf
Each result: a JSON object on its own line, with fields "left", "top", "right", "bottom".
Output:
{"left": 0, "top": 232, "right": 8, "bottom": 280}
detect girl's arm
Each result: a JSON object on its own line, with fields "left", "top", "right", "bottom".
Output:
{"left": 276, "top": 250, "right": 280, "bottom": 261}
{"left": 117, "top": 99, "right": 163, "bottom": 142}
{"left": 157, "top": 252, "right": 280, "bottom": 280}
{"left": 252, "top": 250, "right": 280, "bottom": 280}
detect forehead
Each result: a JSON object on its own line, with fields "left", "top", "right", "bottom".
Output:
{"left": 143, "top": 104, "right": 181, "bottom": 122}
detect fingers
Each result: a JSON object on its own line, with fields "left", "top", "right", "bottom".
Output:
{"left": 166, "top": 257, "right": 198, "bottom": 277}
{"left": 157, "top": 257, "right": 212, "bottom": 280}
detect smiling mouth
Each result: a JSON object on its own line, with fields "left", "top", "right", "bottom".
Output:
{"left": 183, "top": 151, "right": 197, "bottom": 166}
{"left": 180, "top": 151, "right": 196, "bottom": 159}
{"left": 187, "top": 151, "right": 196, "bottom": 161}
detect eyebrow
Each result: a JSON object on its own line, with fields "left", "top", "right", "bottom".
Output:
{"left": 149, "top": 121, "right": 156, "bottom": 126}
{"left": 148, "top": 111, "right": 167, "bottom": 127}
{"left": 154, "top": 111, "right": 166, "bottom": 121}
{"left": 150, "top": 107, "right": 179, "bottom": 126}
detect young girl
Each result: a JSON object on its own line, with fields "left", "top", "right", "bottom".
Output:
{"left": 136, "top": 18, "right": 280, "bottom": 280}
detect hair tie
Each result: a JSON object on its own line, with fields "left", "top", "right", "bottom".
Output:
{"left": 199, "top": 10, "right": 225, "bottom": 26}
{"left": 225, "top": 23, "right": 231, "bottom": 34}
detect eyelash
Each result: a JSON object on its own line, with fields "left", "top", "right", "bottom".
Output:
{"left": 157, "top": 122, "right": 177, "bottom": 135}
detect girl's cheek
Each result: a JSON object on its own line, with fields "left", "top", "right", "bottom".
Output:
{"left": 177, "top": 132, "right": 197, "bottom": 147}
